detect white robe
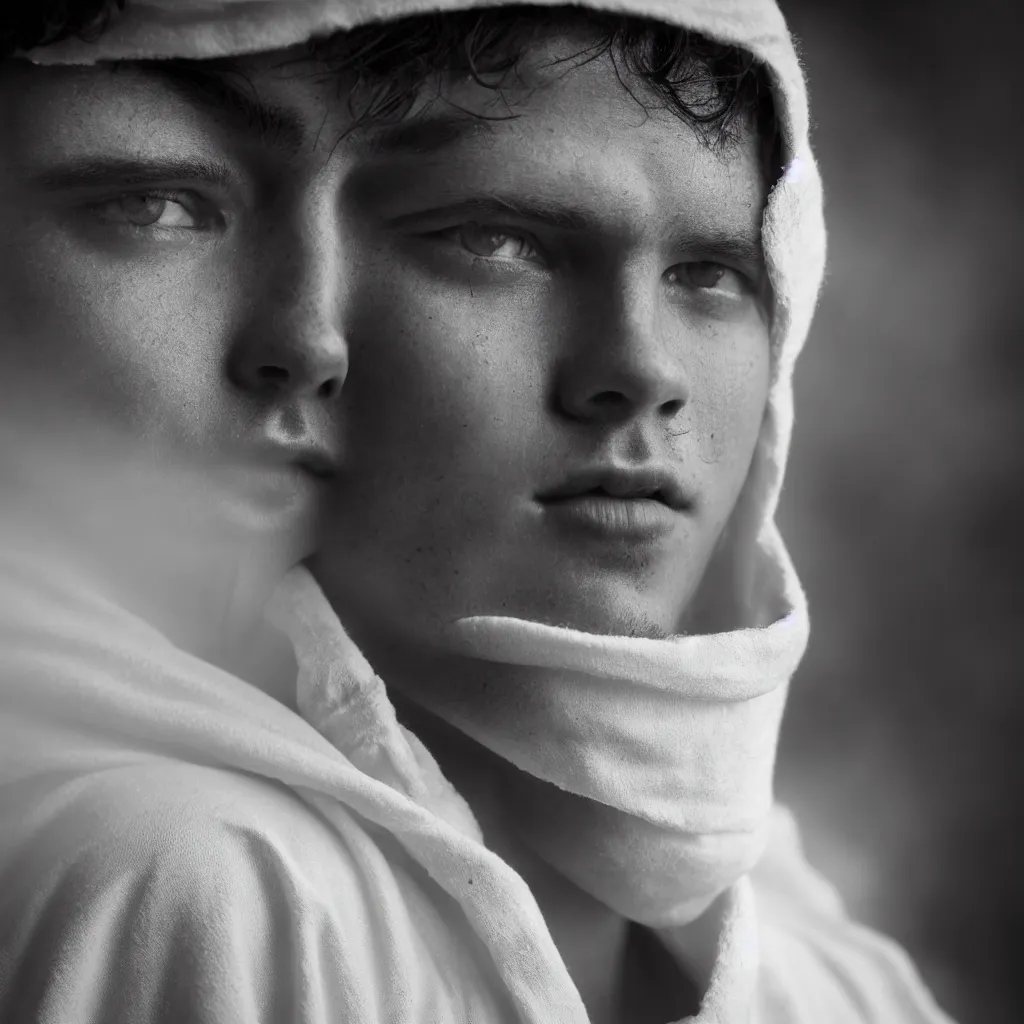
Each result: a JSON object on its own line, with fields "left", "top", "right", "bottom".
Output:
{"left": 0, "top": 563, "right": 955, "bottom": 1023}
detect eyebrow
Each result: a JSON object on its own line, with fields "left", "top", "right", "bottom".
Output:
{"left": 360, "top": 114, "right": 508, "bottom": 158}
{"left": 677, "top": 230, "right": 765, "bottom": 271}
{"left": 132, "top": 62, "right": 310, "bottom": 154}
{"left": 30, "top": 155, "right": 237, "bottom": 192}
{"left": 387, "top": 194, "right": 592, "bottom": 233}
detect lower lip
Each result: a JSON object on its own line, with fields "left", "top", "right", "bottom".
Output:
{"left": 540, "top": 495, "right": 679, "bottom": 540}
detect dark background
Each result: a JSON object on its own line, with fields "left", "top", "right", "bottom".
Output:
{"left": 773, "top": 3, "right": 1022, "bottom": 1023}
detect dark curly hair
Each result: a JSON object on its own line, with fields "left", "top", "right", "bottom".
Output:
{"left": 2, "top": 1, "right": 780, "bottom": 168}
{"left": 0, "top": 0, "right": 127, "bottom": 56}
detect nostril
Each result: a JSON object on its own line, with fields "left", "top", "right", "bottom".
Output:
{"left": 317, "top": 377, "right": 342, "bottom": 400}
{"left": 591, "top": 391, "right": 627, "bottom": 408}
{"left": 245, "top": 364, "right": 342, "bottom": 399}
{"left": 256, "top": 365, "right": 289, "bottom": 384}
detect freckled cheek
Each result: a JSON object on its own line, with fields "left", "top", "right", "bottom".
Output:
{"left": 346, "top": 364, "right": 529, "bottom": 513}
{"left": 685, "top": 349, "right": 770, "bottom": 475}
{"left": 0, "top": 242, "right": 231, "bottom": 436}
{"left": 325, "top": 351, "right": 533, "bottom": 621}
{"left": 343, "top": 295, "right": 544, "bottom": 502}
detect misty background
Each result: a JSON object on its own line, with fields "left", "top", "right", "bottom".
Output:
{"left": 772, "top": 2, "right": 1022, "bottom": 1022}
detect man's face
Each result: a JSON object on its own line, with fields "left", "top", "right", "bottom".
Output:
{"left": 314, "top": 33, "right": 772, "bottom": 648}
{"left": 0, "top": 54, "right": 348, "bottom": 576}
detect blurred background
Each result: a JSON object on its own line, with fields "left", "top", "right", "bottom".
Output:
{"left": 773, "top": 2, "right": 1023, "bottom": 1022}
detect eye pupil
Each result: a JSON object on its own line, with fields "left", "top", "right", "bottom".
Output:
{"left": 121, "top": 195, "right": 168, "bottom": 226}
{"left": 456, "top": 222, "right": 541, "bottom": 263}
{"left": 461, "top": 223, "right": 511, "bottom": 257}
{"left": 683, "top": 262, "right": 726, "bottom": 289}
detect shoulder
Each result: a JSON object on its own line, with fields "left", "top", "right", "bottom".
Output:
{"left": 4, "top": 759, "right": 368, "bottom": 908}
{"left": 0, "top": 761, "right": 409, "bottom": 1023}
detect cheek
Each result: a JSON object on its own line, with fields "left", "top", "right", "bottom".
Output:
{"left": 340, "top": 272, "right": 544, "bottom": 482}
{"left": 685, "top": 331, "right": 771, "bottom": 486}
{"left": 322, "top": 277, "right": 548, "bottom": 612}
{"left": 0, "top": 228, "right": 232, "bottom": 437}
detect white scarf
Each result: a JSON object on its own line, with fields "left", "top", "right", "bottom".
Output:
{"left": 265, "top": 512, "right": 806, "bottom": 928}
{"left": 435, "top": 551, "right": 806, "bottom": 925}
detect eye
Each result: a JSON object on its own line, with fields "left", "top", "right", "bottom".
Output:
{"left": 667, "top": 261, "right": 746, "bottom": 294}
{"left": 92, "top": 192, "right": 206, "bottom": 230}
{"left": 457, "top": 222, "right": 541, "bottom": 263}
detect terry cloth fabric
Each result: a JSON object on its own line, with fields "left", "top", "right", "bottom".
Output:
{"left": 1, "top": 1, "right": 958, "bottom": 1022}
{"left": 0, "top": 560, "right": 957, "bottom": 1024}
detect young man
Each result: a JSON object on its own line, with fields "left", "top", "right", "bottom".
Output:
{"left": 0, "top": 2, "right": 956, "bottom": 1022}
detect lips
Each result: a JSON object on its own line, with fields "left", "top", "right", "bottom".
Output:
{"left": 576, "top": 483, "right": 667, "bottom": 503}
{"left": 538, "top": 467, "right": 690, "bottom": 512}
{"left": 244, "top": 441, "right": 339, "bottom": 481}
{"left": 296, "top": 452, "right": 336, "bottom": 480}
{"left": 536, "top": 465, "right": 690, "bottom": 543}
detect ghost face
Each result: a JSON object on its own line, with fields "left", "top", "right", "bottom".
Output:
{"left": 313, "top": 33, "right": 772, "bottom": 653}
{"left": 0, "top": 53, "right": 349, "bottom": 650}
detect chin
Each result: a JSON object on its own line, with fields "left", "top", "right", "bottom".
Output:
{"left": 506, "top": 588, "right": 686, "bottom": 641}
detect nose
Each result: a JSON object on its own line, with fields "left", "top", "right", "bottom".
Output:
{"left": 230, "top": 330, "right": 347, "bottom": 402}
{"left": 554, "top": 281, "right": 690, "bottom": 425}
{"left": 228, "top": 225, "right": 348, "bottom": 403}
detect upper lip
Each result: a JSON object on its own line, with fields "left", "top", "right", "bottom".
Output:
{"left": 538, "top": 466, "right": 691, "bottom": 511}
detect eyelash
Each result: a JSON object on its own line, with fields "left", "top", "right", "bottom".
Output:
{"left": 437, "top": 223, "right": 546, "bottom": 267}
{"left": 668, "top": 263, "right": 749, "bottom": 298}
{"left": 85, "top": 189, "right": 218, "bottom": 234}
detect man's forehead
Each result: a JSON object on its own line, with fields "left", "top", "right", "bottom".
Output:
{"left": 345, "top": 67, "right": 766, "bottom": 255}
{"left": 126, "top": 26, "right": 755, "bottom": 156}
{"left": 130, "top": 57, "right": 322, "bottom": 156}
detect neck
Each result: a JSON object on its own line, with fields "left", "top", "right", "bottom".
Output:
{"left": 95, "top": 545, "right": 299, "bottom": 705}
{"left": 1, "top": 495, "right": 294, "bottom": 696}
{"left": 2, "top": 437, "right": 304, "bottom": 681}
{"left": 387, "top": 684, "right": 629, "bottom": 1023}
{"left": 87, "top": 531, "right": 279, "bottom": 662}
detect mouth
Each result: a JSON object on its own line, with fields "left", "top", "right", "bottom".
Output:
{"left": 537, "top": 466, "right": 690, "bottom": 512}
{"left": 296, "top": 453, "right": 337, "bottom": 481}
{"left": 569, "top": 484, "right": 669, "bottom": 504}
{"left": 218, "top": 443, "right": 338, "bottom": 515}
{"left": 539, "top": 491, "right": 679, "bottom": 541}
{"left": 536, "top": 468, "right": 688, "bottom": 544}
{"left": 537, "top": 466, "right": 689, "bottom": 541}
{"left": 242, "top": 441, "right": 339, "bottom": 482}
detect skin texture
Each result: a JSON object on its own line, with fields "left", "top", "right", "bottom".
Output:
{"left": 0, "top": 33, "right": 769, "bottom": 1022}
{"left": 314, "top": 43, "right": 771, "bottom": 652}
